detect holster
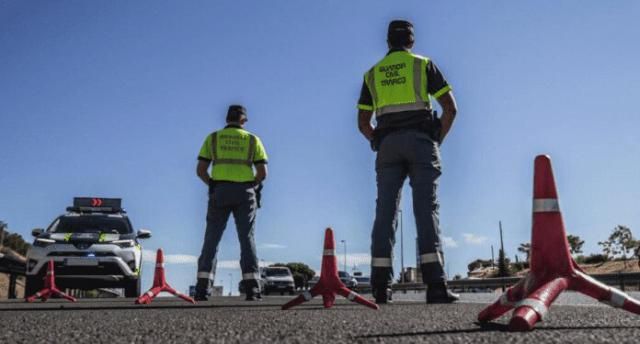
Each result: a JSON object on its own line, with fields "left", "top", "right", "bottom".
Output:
{"left": 370, "top": 132, "right": 381, "bottom": 152}
{"left": 255, "top": 183, "right": 264, "bottom": 208}
{"left": 423, "top": 111, "right": 442, "bottom": 144}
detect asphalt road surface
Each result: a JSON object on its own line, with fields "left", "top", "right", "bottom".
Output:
{"left": 2, "top": 292, "right": 640, "bottom": 343}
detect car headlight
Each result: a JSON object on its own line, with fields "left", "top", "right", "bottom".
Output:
{"left": 33, "top": 238, "right": 56, "bottom": 247}
{"left": 112, "top": 239, "right": 135, "bottom": 248}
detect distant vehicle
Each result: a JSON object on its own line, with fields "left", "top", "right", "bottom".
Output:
{"left": 354, "top": 276, "right": 370, "bottom": 289}
{"left": 308, "top": 271, "right": 358, "bottom": 289}
{"left": 338, "top": 271, "right": 358, "bottom": 288}
{"left": 308, "top": 275, "right": 320, "bottom": 289}
{"left": 263, "top": 266, "right": 295, "bottom": 295}
{"left": 238, "top": 266, "right": 295, "bottom": 295}
{"left": 25, "top": 198, "right": 151, "bottom": 298}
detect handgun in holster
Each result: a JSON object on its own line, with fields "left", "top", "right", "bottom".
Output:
{"left": 424, "top": 110, "right": 442, "bottom": 144}
{"left": 255, "top": 183, "right": 264, "bottom": 208}
{"left": 370, "top": 131, "right": 381, "bottom": 152}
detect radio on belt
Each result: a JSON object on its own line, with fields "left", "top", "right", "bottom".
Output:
{"left": 67, "top": 197, "right": 124, "bottom": 213}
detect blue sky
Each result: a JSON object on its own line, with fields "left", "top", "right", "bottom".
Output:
{"left": 1, "top": 1, "right": 639, "bottom": 295}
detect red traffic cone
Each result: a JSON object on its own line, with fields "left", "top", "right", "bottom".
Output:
{"left": 478, "top": 155, "right": 640, "bottom": 331}
{"left": 26, "top": 260, "right": 76, "bottom": 303}
{"left": 282, "top": 228, "right": 378, "bottom": 310}
{"left": 135, "top": 249, "right": 195, "bottom": 304}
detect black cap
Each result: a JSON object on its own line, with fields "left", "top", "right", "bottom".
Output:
{"left": 388, "top": 20, "right": 414, "bottom": 38}
{"left": 226, "top": 104, "right": 247, "bottom": 122}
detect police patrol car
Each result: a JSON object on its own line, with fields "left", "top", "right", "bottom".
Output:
{"left": 25, "top": 198, "right": 151, "bottom": 297}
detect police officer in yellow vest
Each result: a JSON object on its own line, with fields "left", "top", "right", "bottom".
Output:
{"left": 195, "top": 105, "right": 268, "bottom": 301}
{"left": 357, "top": 20, "right": 459, "bottom": 304}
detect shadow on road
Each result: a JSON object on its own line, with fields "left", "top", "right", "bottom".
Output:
{"left": 356, "top": 322, "right": 640, "bottom": 339}
{"left": 0, "top": 302, "right": 285, "bottom": 312}
{"left": 356, "top": 322, "right": 507, "bottom": 339}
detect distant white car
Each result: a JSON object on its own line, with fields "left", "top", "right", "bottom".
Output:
{"left": 262, "top": 267, "right": 295, "bottom": 295}
{"left": 338, "top": 271, "right": 358, "bottom": 288}
{"left": 354, "top": 276, "right": 371, "bottom": 289}
{"left": 308, "top": 271, "right": 358, "bottom": 289}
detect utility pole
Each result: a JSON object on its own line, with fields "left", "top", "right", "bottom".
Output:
{"left": 398, "top": 209, "right": 404, "bottom": 284}
{"left": 340, "top": 240, "right": 347, "bottom": 273}
{"left": 228, "top": 273, "right": 232, "bottom": 296}
{"left": 499, "top": 221, "right": 506, "bottom": 291}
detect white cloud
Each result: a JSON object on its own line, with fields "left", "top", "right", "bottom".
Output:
{"left": 142, "top": 249, "right": 197, "bottom": 264}
{"left": 143, "top": 250, "right": 274, "bottom": 270}
{"left": 259, "top": 243, "right": 287, "bottom": 249}
{"left": 217, "top": 260, "right": 240, "bottom": 269}
{"left": 463, "top": 233, "right": 488, "bottom": 245}
{"left": 318, "top": 253, "right": 371, "bottom": 267}
{"left": 213, "top": 260, "right": 277, "bottom": 270}
{"left": 442, "top": 236, "right": 458, "bottom": 248}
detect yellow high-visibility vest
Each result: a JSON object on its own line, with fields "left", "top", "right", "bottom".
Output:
{"left": 364, "top": 50, "right": 431, "bottom": 117}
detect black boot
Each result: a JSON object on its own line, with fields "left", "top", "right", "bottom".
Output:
{"left": 426, "top": 282, "right": 459, "bottom": 304}
{"left": 194, "top": 278, "right": 210, "bottom": 302}
{"left": 373, "top": 286, "right": 393, "bottom": 304}
{"left": 244, "top": 280, "right": 262, "bottom": 301}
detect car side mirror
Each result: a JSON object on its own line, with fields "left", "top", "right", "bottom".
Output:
{"left": 137, "top": 229, "right": 152, "bottom": 239}
{"left": 31, "top": 228, "right": 44, "bottom": 237}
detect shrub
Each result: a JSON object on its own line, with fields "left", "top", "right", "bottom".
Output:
{"left": 582, "top": 254, "right": 608, "bottom": 264}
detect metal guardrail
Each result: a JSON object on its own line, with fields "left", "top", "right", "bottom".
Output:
{"left": 390, "top": 272, "right": 640, "bottom": 292}
{"left": 0, "top": 252, "right": 27, "bottom": 299}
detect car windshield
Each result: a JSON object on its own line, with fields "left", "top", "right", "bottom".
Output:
{"left": 49, "top": 215, "right": 132, "bottom": 234}
{"left": 266, "top": 268, "right": 290, "bottom": 277}
{"left": 338, "top": 271, "right": 350, "bottom": 278}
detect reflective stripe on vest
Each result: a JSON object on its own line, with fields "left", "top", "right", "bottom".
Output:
{"left": 365, "top": 51, "right": 431, "bottom": 117}
{"left": 210, "top": 131, "right": 256, "bottom": 166}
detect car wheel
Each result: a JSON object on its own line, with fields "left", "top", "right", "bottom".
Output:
{"left": 124, "top": 278, "right": 141, "bottom": 298}
{"left": 288, "top": 289, "right": 295, "bottom": 295}
{"left": 25, "top": 275, "right": 44, "bottom": 299}
{"left": 280, "top": 291, "right": 284, "bottom": 296}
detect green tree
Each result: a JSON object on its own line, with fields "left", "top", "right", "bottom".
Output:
{"left": 467, "top": 259, "right": 493, "bottom": 272}
{"left": 517, "top": 242, "right": 531, "bottom": 261}
{"left": 497, "top": 249, "right": 511, "bottom": 277}
{"left": 598, "top": 225, "right": 636, "bottom": 266}
{"left": 567, "top": 234, "right": 585, "bottom": 255}
{"left": 270, "top": 262, "right": 315, "bottom": 290}
{"left": 1, "top": 230, "right": 30, "bottom": 256}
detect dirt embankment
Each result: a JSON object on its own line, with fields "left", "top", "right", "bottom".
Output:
{"left": 0, "top": 273, "right": 25, "bottom": 299}
{"left": 0, "top": 248, "right": 27, "bottom": 299}
{"left": 469, "top": 259, "right": 640, "bottom": 278}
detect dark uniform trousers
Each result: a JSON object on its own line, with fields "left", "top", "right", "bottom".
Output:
{"left": 370, "top": 129, "right": 447, "bottom": 287}
{"left": 197, "top": 182, "right": 260, "bottom": 289}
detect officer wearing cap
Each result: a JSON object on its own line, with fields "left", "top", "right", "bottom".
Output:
{"left": 357, "top": 20, "right": 459, "bottom": 304}
{"left": 194, "top": 105, "right": 268, "bottom": 301}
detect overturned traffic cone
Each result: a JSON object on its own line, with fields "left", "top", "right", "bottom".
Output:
{"left": 478, "top": 155, "right": 640, "bottom": 331}
{"left": 136, "top": 249, "right": 195, "bottom": 304}
{"left": 282, "top": 228, "right": 378, "bottom": 310}
{"left": 26, "top": 260, "right": 76, "bottom": 303}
